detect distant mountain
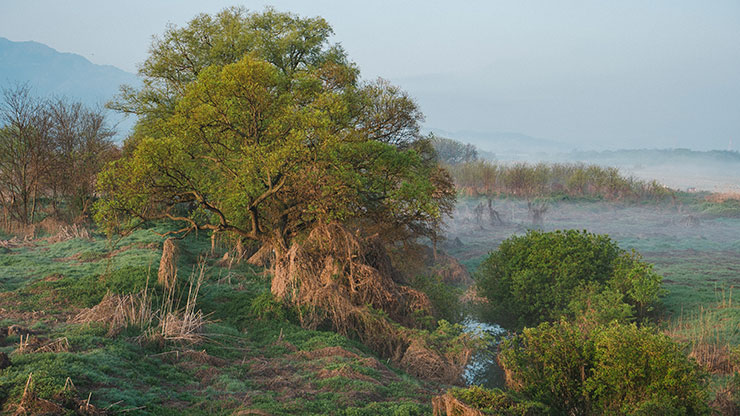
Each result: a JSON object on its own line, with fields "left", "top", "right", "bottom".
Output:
{"left": 0, "top": 37, "right": 139, "bottom": 138}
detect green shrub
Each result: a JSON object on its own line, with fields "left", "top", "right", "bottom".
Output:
{"left": 450, "top": 386, "right": 550, "bottom": 415}
{"left": 410, "top": 274, "right": 462, "bottom": 324}
{"left": 498, "top": 320, "right": 592, "bottom": 414}
{"left": 475, "top": 230, "right": 662, "bottom": 329}
{"left": 586, "top": 324, "right": 709, "bottom": 414}
{"left": 700, "top": 199, "right": 740, "bottom": 218}
{"left": 249, "top": 291, "right": 287, "bottom": 321}
{"left": 566, "top": 284, "right": 634, "bottom": 327}
{"left": 498, "top": 320, "right": 711, "bottom": 416}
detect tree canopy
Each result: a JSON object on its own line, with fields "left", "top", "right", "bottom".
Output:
{"left": 97, "top": 7, "right": 454, "bottom": 251}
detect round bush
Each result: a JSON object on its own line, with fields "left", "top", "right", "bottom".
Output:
{"left": 475, "top": 229, "right": 662, "bottom": 329}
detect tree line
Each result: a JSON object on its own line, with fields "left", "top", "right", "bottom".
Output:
{"left": 0, "top": 85, "right": 117, "bottom": 229}
{"left": 446, "top": 159, "right": 672, "bottom": 201}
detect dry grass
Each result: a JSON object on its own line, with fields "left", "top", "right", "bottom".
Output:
{"left": 432, "top": 393, "right": 483, "bottom": 416}
{"left": 711, "top": 385, "right": 739, "bottom": 416}
{"left": 158, "top": 238, "right": 179, "bottom": 290}
{"left": 155, "top": 260, "right": 209, "bottom": 343}
{"left": 665, "top": 287, "right": 739, "bottom": 375}
{"left": 10, "top": 373, "right": 105, "bottom": 416}
{"left": 15, "top": 336, "right": 70, "bottom": 354}
{"left": 706, "top": 192, "right": 740, "bottom": 203}
{"left": 270, "top": 223, "right": 472, "bottom": 384}
{"left": 71, "top": 291, "right": 154, "bottom": 336}
{"left": 0, "top": 215, "right": 90, "bottom": 243}
{"left": 72, "top": 261, "right": 210, "bottom": 345}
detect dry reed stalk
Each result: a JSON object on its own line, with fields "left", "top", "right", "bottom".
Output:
{"left": 73, "top": 261, "right": 209, "bottom": 346}
{"left": 706, "top": 192, "right": 740, "bottom": 203}
{"left": 156, "top": 259, "right": 209, "bottom": 344}
{"left": 14, "top": 334, "right": 70, "bottom": 355}
{"left": 72, "top": 289, "right": 154, "bottom": 336}
{"left": 158, "top": 238, "right": 179, "bottom": 290}
{"left": 665, "top": 287, "right": 739, "bottom": 375}
{"left": 45, "top": 224, "right": 91, "bottom": 243}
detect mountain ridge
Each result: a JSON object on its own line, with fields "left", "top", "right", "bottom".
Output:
{"left": 0, "top": 36, "right": 139, "bottom": 137}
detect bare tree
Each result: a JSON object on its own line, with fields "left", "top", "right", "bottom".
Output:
{"left": 528, "top": 200, "right": 549, "bottom": 227}
{"left": 0, "top": 85, "right": 117, "bottom": 227}
{"left": 44, "top": 98, "right": 116, "bottom": 219}
{"left": 0, "top": 85, "right": 51, "bottom": 224}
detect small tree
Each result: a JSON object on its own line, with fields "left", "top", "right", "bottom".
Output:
{"left": 475, "top": 229, "right": 662, "bottom": 330}
{"left": 95, "top": 8, "right": 462, "bottom": 376}
{"left": 0, "top": 85, "right": 49, "bottom": 225}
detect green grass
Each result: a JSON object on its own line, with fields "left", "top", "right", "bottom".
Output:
{"left": 0, "top": 224, "right": 434, "bottom": 415}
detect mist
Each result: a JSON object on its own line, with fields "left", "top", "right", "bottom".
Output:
{"left": 2, "top": 0, "right": 738, "bottom": 151}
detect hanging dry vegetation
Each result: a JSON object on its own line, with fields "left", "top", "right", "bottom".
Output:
{"left": 271, "top": 223, "right": 472, "bottom": 384}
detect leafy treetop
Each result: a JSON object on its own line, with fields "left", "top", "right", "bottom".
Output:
{"left": 97, "top": 7, "right": 454, "bottom": 250}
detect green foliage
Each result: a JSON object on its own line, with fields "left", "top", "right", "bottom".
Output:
{"left": 98, "top": 7, "right": 453, "bottom": 249}
{"left": 428, "top": 134, "right": 478, "bottom": 165}
{"left": 498, "top": 320, "right": 592, "bottom": 414}
{"left": 409, "top": 274, "right": 462, "bottom": 324}
{"left": 340, "top": 401, "right": 428, "bottom": 416}
{"left": 586, "top": 323, "right": 710, "bottom": 415}
{"left": 249, "top": 291, "right": 288, "bottom": 321}
{"left": 450, "top": 386, "right": 551, "bottom": 415}
{"left": 566, "top": 284, "right": 634, "bottom": 327}
{"left": 475, "top": 229, "right": 662, "bottom": 329}
{"left": 700, "top": 199, "right": 740, "bottom": 218}
{"left": 498, "top": 320, "right": 710, "bottom": 416}
{"left": 26, "top": 265, "right": 152, "bottom": 308}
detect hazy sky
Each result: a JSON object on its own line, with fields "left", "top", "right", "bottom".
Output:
{"left": 1, "top": 1, "right": 739, "bottom": 150}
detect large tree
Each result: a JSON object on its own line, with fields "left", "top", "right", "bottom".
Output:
{"left": 97, "top": 7, "right": 453, "bottom": 252}
{"left": 96, "top": 9, "right": 470, "bottom": 381}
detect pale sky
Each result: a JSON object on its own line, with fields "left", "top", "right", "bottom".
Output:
{"left": 1, "top": 1, "right": 739, "bottom": 150}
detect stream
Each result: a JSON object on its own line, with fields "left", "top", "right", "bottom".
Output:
{"left": 462, "top": 317, "right": 507, "bottom": 388}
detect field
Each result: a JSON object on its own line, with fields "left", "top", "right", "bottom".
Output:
{"left": 1, "top": 194, "right": 739, "bottom": 414}
{"left": 445, "top": 196, "right": 740, "bottom": 394}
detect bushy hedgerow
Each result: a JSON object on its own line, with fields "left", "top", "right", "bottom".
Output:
{"left": 498, "top": 320, "right": 710, "bottom": 415}
{"left": 475, "top": 229, "right": 662, "bottom": 329}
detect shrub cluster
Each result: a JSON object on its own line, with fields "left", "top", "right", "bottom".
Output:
{"left": 475, "top": 229, "right": 662, "bottom": 330}
{"left": 447, "top": 160, "right": 672, "bottom": 201}
{"left": 498, "top": 320, "right": 710, "bottom": 415}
